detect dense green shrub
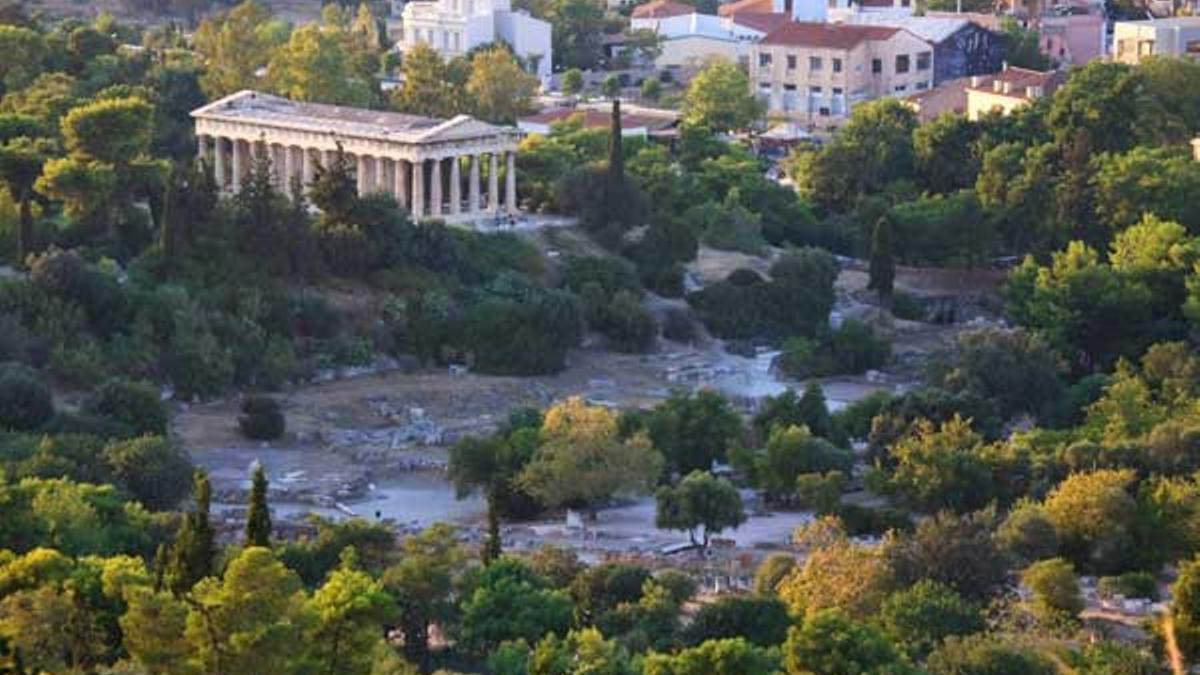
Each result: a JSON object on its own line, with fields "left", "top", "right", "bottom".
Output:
{"left": 684, "top": 596, "right": 791, "bottom": 647}
{"left": 1097, "top": 571, "right": 1158, "bottom": 600}
{"left": 101, "top": 435, "right": 192, "bottom": 510}
{"left": 778, "top": 320, "right": 891, "bottom": 379}
{"left": 238, "top": 395, "right": 286, "bottom": 441}
{"left": 0, "top": 364, "right": 53, "bottom": 431}
{"left": 83, "top": 377, "right": 166, "bottom": 437}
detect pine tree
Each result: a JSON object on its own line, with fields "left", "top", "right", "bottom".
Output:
{"left": 245, "top": 463, "right": 273, "bottom": 547}
{"left": 483, "top": 494, "right": 502, "bottom": 565}
{"left": 166, "top": 471, "right": 217, "bottom": 595}
{"left": 868, "top": 215, "right": 896, "bottom": 308}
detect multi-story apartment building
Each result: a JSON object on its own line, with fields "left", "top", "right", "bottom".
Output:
{"left": 749, "top": 21, "right": 933, "bottom": 122}
{"left": 1113, "top": 17, "right": 1200, "bottom": 65}
{"left": 394, "top": 0, "right": 552, "bottom": 83}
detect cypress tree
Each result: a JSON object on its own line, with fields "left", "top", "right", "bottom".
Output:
{"left": 166, "top": 470, "right": 217, "bottom": 595}
{"left": 245, "top": 463, "right": 272, "bottom": 547}
{"left": 868, "top": 215, "right": 896, "bottom": 308}
{"left": 483, "top": 493, "right": 502, "bottom": 565}
{"left": 604, "top": 98, "right": 624, "bottom": 225}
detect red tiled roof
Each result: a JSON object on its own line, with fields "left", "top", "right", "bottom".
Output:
{"left": 966, "top": 67, "right": 1064, "bottom": 98}
{"left": 761, "top": 21, "right": 900, "bottom": 48}
{"left": 632, "top": 0, "right": 694, "bottom": 18}
{"left": 731, "top": 11, "right": 792, "bottom": 33}
{"left": 719, "top": 0, "right": 774, "bottom": 16}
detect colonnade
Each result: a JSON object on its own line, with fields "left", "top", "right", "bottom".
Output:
{"left": 195, "top": 134, "right": 519, "bottom": 222}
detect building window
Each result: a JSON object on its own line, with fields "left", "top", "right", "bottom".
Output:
{"left": 810, "top": 56, "right": 823, "bottom": 71}
{"left": 832, "top": 57, "right": 842, "bottom": 73}
{"left": 787, "top": 54, "right": 797, "bottom": 69}
{"left": 783, "top": 84, "right": 797, "bottom": 111}
{"left": 810, "top": 85, "right": 822, "bottom": 93}
{"left": 916, "top": 51, "right": 931, "bottom": 70}
{"left": 915, "top": 81, "right": 928, "bottom": 90}
{"left": 759, "top": 53, "right": 773, "bottom": 67}
{"left": 894, "top": 84, "right": 907, "bottom": 92}
{"left": 895, "top": 54, "right": 910, "bottom": 73}
{"left": 872, "top": 58, "right": 882, "bottom": 74}
{"left": 453, "top": 32, "right": 460, "bottom": 50}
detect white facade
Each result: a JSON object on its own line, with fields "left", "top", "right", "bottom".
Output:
{"left": 397, "top": 0, "right": 553, "bottom": 83}
{"left": 633, "top": 11, "right": 783, "bottom": 68}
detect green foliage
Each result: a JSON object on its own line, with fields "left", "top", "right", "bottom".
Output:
{"left": 0, "top": 363, "right": 53, "bottom": 431}
{"left": 883, "top": 508, "right": 1008, "bottom": 602}
{"left": 655, "top": 471, "right": 746, "bottom": 549}
{"left": 777, "top": 320, "right": 891, "bottom": 379}
{"left": 83, "top": 378, "right": 167, "bottom": 437}
{"left": 926, "top": 635, "right": 1057, "bottom": 675}
{"left": 682, "top": 61, "right": 763, "bottom": 133}
{"left": 645, "top": 390, "right": 742, "bottom": 475}
{"left": 279, "top": 516, "right": 395, "bottom": 587}
{"left": 753, "top": 554, "right": 796, "bottom": 597}
{"left": 740, "top": 424, "right": 852, "bottom": 504}
{"left": 381, "top": 522, "right": 465, "bottom": 668}
{"left": 878, "top": 415, "right": 999, "bottom": 513}
{"left": 1097, "top": 571, "right": 1158, "bottom": 601}
{"left": 783, "top": 609, "right": 908, "bottom": 675}
{"left": 1042, "top": 469, "right": 1138, "bottom": 574}
{"left": 878, "top": 580, "right": 984, "bottom": 660}
{"left": 459, "top": 558, "right": 572, "bottom": 657}
{"left": 101, "top": 435, "right": 191, "bottom": 510}
{"left": 245, "top": 463, "right": 272, "bottom": 547}
{"left": 165, "top": 471, "right": 217, "bottom": 596}
{"left": 643, "top": 637, "right": 780, "bottom": 675}
{"left": 1021, "top": 557, "right": 1083, "bottom": 622}
{"left": 238, "top": 395, "right": 285, "bottom": 441}
{"left": 683, "top": 596, "right": 791, "bottom": 648}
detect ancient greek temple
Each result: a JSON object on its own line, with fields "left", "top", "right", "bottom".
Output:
{"left": 191, "top": 90, "right": 521, "bottom": 224}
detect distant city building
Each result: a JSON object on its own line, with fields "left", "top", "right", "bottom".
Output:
{"left": 964, "top": 66, "right": 1063, "bottom": 120}
{"left": 719, "top": 0, "right": 853, "bottom": 25}
{"left": 1113, "top": 17, "right": 1200, "bottom": 64}
{"left": 903, "top": 75, "right": 972, "bottom": 122}
{"left": 192, "top": 91, "right": 522, "bottom": 224}
{"left": 394, "top": 0, "right": 552, "bottom": 83}
{"left": 750, "top": 21, "right": 932, "bottom": 123}
{"left": 635, "top": 9, "right": 792, "bottom": 68}
{"left": 835, "top": 12, "right": 1003, "bottom": 84}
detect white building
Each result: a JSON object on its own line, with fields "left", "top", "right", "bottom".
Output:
{"left": 394, "top": 0, "right": 553, "bottom": 83}
{"left": 631, "top": 0, "right": 791, "bottom": 68}
{"left": 1112, "top": 17, "right": 1200, "bottom": 64}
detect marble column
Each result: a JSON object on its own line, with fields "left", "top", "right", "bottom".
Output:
{"left": 449, "top": 156, "right": 461, "bottom": 216}
{"left": 231, "top": 139, "right": 245, "bottom": 192}
{"left": 505, "top": 151, "right": 517, "bottom": 215}
{"left": 213, "top": 137, "right": 227, "bottom": 190}
{"left": 412, "top": 159, "right": 425, "bottom": 220}
{"left": 430, "top": 158, "right": 443, "bottom": 218}
{"left": 394, "top": 159, "right": 409, "bottom": 211}
{"left": 469, "top": 154, "right": 481, "bottom": 214}
{"left": 283, "top": 146, "right": 297, "bottom": 193}
{"left": 301, "top": 148, "right": 315, "bottom": 192}
{"left": 356, "top": 154, "right": 370, "bottom": 195}
{"left": 488, "top": 152, "right": 499, "bottom": 214}
{"left": 381, "top": 159, "right": 394, "bottom": 199}
{"left": 197, "top": 134, "right": 210, "bottom": 167}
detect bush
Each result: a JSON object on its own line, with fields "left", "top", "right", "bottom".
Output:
{"left": 84, "top": 378, "right": 167, "bottom": 437}
{"left": 891, "top": 291, "right": 925, "bottom": 321}
{"left": 836, "top": 503, "right": 912, "bottom": 536}
{"left": 239, "top": 395, "right": 286, "bottom": 441}
{"left": 0, "top": 364, "right": 54, "bottom": 431}
{"left": 1097, "top": 572, "right": 1158, "bottom": 600}
{"left": 777, "top": 320, "right": 891, "bottom": 379}
{"left": 684, "top": 596, "right": 791, "bottom": 647}
{"left": 102, "top": 436, "right": 193, "bottom": 510}
{"left": 660, "top": 308, "right": 696, "bottom": 343}
{"left": 597, "top": 291, "right": 656, "bottom": 353}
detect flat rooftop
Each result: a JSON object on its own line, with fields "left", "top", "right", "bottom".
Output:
{"left": 193, "top": 90, "right": 447, "bottom": 141}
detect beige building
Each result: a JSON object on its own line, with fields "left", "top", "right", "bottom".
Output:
{"left": 750, "top": 22, "right": 933, "bottom": 123}
{"left": 1113, "top": 17, "right": 1200, "bottom": 64}
{"left": 192, "top": 90, "right": 521, "bottom": 224}
{"left": 964, "top": 66, "right": 1062, "bottom": 120}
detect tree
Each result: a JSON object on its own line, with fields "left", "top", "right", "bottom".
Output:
{"left": 643, "top": 638, "right": 780, "bottom": 675}
{"left": 267, "top": 23, "right": 374, "bottom": 107}
{"left": 307, "top": 552, "right": 394, "bottom": 675}
{"left": 121, "top": 585, "right": 191, "bottom": 674}
{"left": 525, "top": 627, "right": 636, "bottom": 675}
{"left": 0, "top": 364, "right": 53, "bottom": 431}
{"left": 166, "top": 471, "right": 218, "bottom": 596}
{"left": 1042, "top": 468, "right": 1138, "bottom": 573}
{"left": 1171, "top": 554, "right": 1200, "bottom": 661}
{"left": 914, "top": 113, "right": 980, "bottom": 194}
{"left": 881, "top": 415, "right": 997, "bottom": 513}
{"left": 753, "top": 554, "right": 796, "bottom": 597}
{"left": 926, "top": 635, "right": 1056, "bottom": 675}
{"left": 640, "top": 77, "right": 662, "bottom": 102}
{"left": 778, "top": 531, "right": 894, "bottom": 620}
{"left": 83, "top": 378, "right": 168, "bottom": 437}
{"left": 878, "top": 580, "right": 983, "bottom": 660}
{"left": 645, "top": 390, "right": 742, "bottom": 475}
{"left": 683, "top": 596, "right": 791, "bottom": 648}
{"left": 102, "top": 436, "right": 193, "bottom": 510}
{"left": 682, "top": 61, "right": 763, "bottom": 133}
{"left": 602, "top": 74, "right": 621, "bottom": 99}
{"left": 381, "top": 523, "right": 466, "bottom": 669}
{"left": 783, "top": 610, "right": 907, "bottom": 675}
{"left": 193, "top": 0, "right": 280, "bottom": 98}
{"left": 749, "top": 425, "right": 852, "bottom": 503}
{"left": 517, "top": 397, "right": 663, "bottom": 513}
{"left": 467, "top": 47, "right": 539, "bottom": 124}
{"left": 0, "top": 135, "right": 51, "bottom": 264}
{"left": 934, "top": 328, "right": 1067, "bottom": 425}
{"left": 560, "top": 68, "right": 583, "bottom": 96}
{"left": 184, "top": 547, "right": 312, "bottom": 675}
{"left": 995, "top": 499, "right": 1059, "bottom": 565}
{"left": 544, "top": 0, "right": 605, "bottom": 70}
{"left": 883, "top": 508, "right": 1008, "bottom": 602}
{"left": 655, "top": 471, "right": 746, "bottom": 551}
{"left": 868, "top": 216, "right": 895, "bottom": 308}
{"left": 1022, "top": 557, "right": 1083, "bottom": 624}
{"left": 245, "top": 463, "right": 272, "bottom": 547}
{"left": 0, "top": 585, "right": 106, "bottom": 673}
{"left": 606, "top": 98, "right": 625, "bottom": 218}
{"left": 391, "top": 43, "right": 466, "bottom": 118}
{"left": 458, "top": 558, "right": 572, "bottom": 657}
{"left": 448, "top": 428, "right": 536, "bottom": 564}
{"left": 999, "top": 18, "right": 1050, "bottom": 70}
